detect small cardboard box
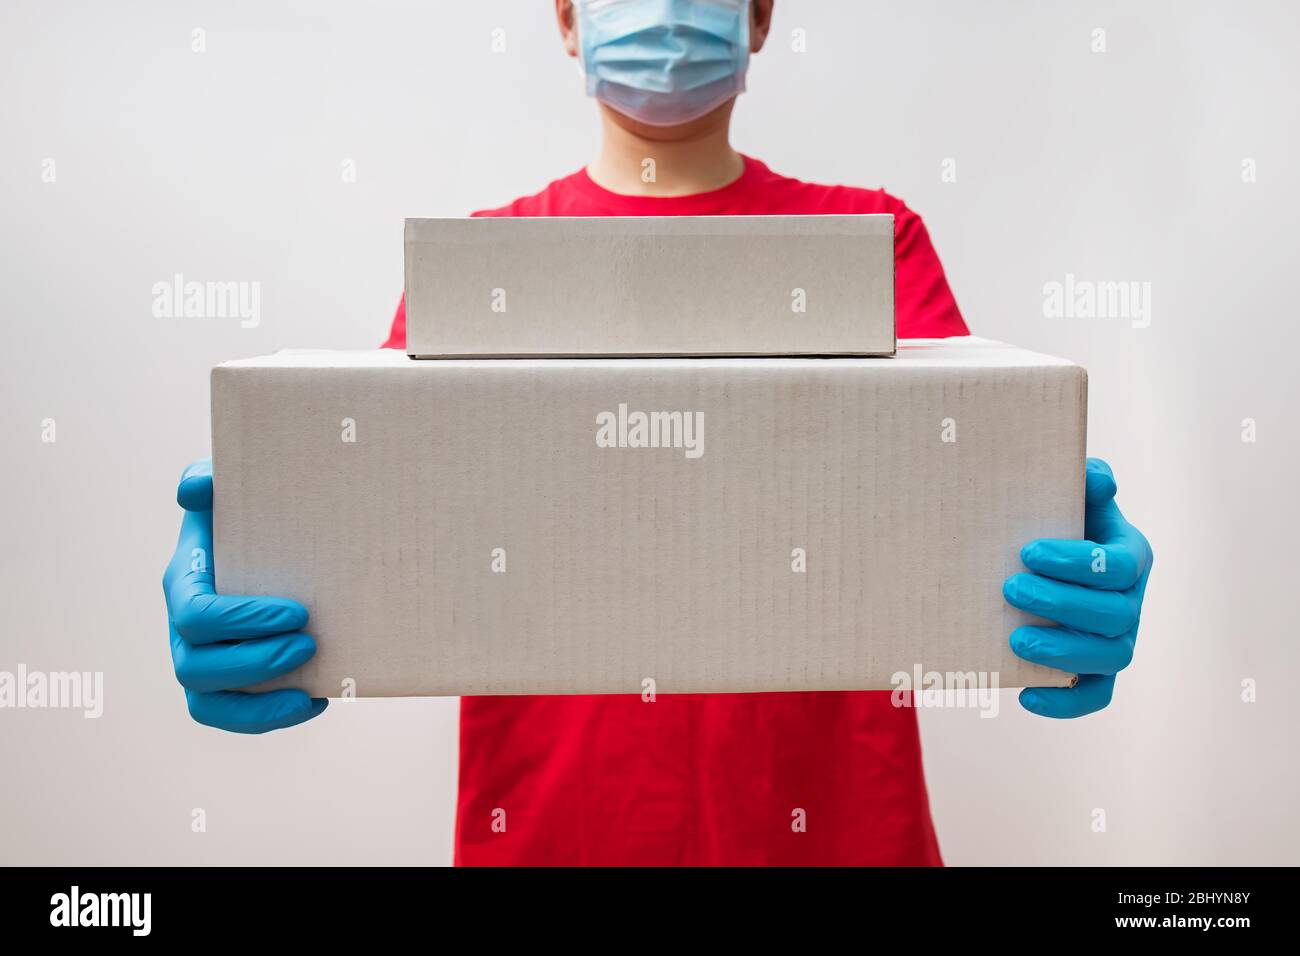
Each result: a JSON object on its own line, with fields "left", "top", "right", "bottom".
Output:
{"left": 403, "top": 215, "right": 896, "bottom": 357}
{"left": 211, "top": 338, "right": 1085, "bottom": 697}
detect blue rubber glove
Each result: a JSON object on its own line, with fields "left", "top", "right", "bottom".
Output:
{"left": 1004, "top": 458, "right": 1153, "bottom": 718}
{"left": 163, "top": 458, "right": 327, "bottom": 733}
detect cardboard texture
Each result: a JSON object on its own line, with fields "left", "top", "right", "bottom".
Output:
{"left": 211, "top": 337, "right": 1086, "bottom": 698}
{"left": 403, "top": 215, "right": 896, "bottom": 357}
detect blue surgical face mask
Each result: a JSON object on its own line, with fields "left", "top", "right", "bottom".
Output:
{"left": 575, "top": 0, "right": 751, "bottom": 126}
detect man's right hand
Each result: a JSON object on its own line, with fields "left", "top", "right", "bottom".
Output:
{"left": 163, "top": 458, "right": 327, "bottom": 733}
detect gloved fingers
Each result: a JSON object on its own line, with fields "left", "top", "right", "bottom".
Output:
{"left": 164, "top": 488, "right": 310, "bottom": 643}
{"left": 169, "top": 590, "right": 309, "bottom": 645}
{"left": 165, "top": 455, "right": 312, "bottom": 642}
{"left": 164, "top": 506, "right": 215, "bottom": 594}
{"left": 177, "top": 457, "right": 213, "bottom": 512}
{"left": 184, "top": 688, "right": 328, "bottom": 734}
{"left": 170, "top": 622, "right": 318, "bottom": 693}
{"left": 164, "top": 505, "right": 307, "bottom": 643}
{"left": 1084, "top": 457, "right": 1125, "bottom": 544}
{"left": 169, "top": 460, "right": 215, "bottom": 592}
{"left": 1019, "top": 537, "right": 1146, "bottom": 591}
{"left": 1083, "top": 460, "right": 1152, "bottom": 568}
{"left": 1019, "top": 674, "right": 1115, "bottom": 719}
{"left": 168, "top": 456, "right": 325, "bottom": 733}
{"left": 1009, "top": 624, "right": 1135, "bottom": 676}
{"left": 1003, "top": 572, "right": 1139, "bottom": 637}
{"left": 1084, "top": 457, "right": 1117, "bottom": 505}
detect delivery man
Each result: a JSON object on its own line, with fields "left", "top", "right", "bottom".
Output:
{"left": 163, "top": 0, "right": 1153, "bottom": 865}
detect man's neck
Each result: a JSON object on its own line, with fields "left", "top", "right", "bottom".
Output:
{"left": 585, "top": 102, "right": 746, "bottom": 198}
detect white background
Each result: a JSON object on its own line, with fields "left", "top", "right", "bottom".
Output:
{"left": 1, "top": 0, "right": 1297, "bottom": 865}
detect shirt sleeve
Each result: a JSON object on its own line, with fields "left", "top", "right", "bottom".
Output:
{"left": 381, "top": 295, "right": 406, "bottom": 350}
{"left": 892, "top": 201, "right": 968, "bottom": 338}
{"left": 384, "top": 209, "right": 500, "bottom": 349}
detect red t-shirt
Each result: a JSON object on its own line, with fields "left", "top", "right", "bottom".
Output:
{"left": 385, "top": 156, "right": 967, "bottom": 865}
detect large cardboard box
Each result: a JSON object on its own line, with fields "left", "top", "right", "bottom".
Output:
{"left": 403, "top": 215, "right": 896, "bottom": 357}
{"left": 211, "top": 338, "right": 1086, "bottom": 698}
